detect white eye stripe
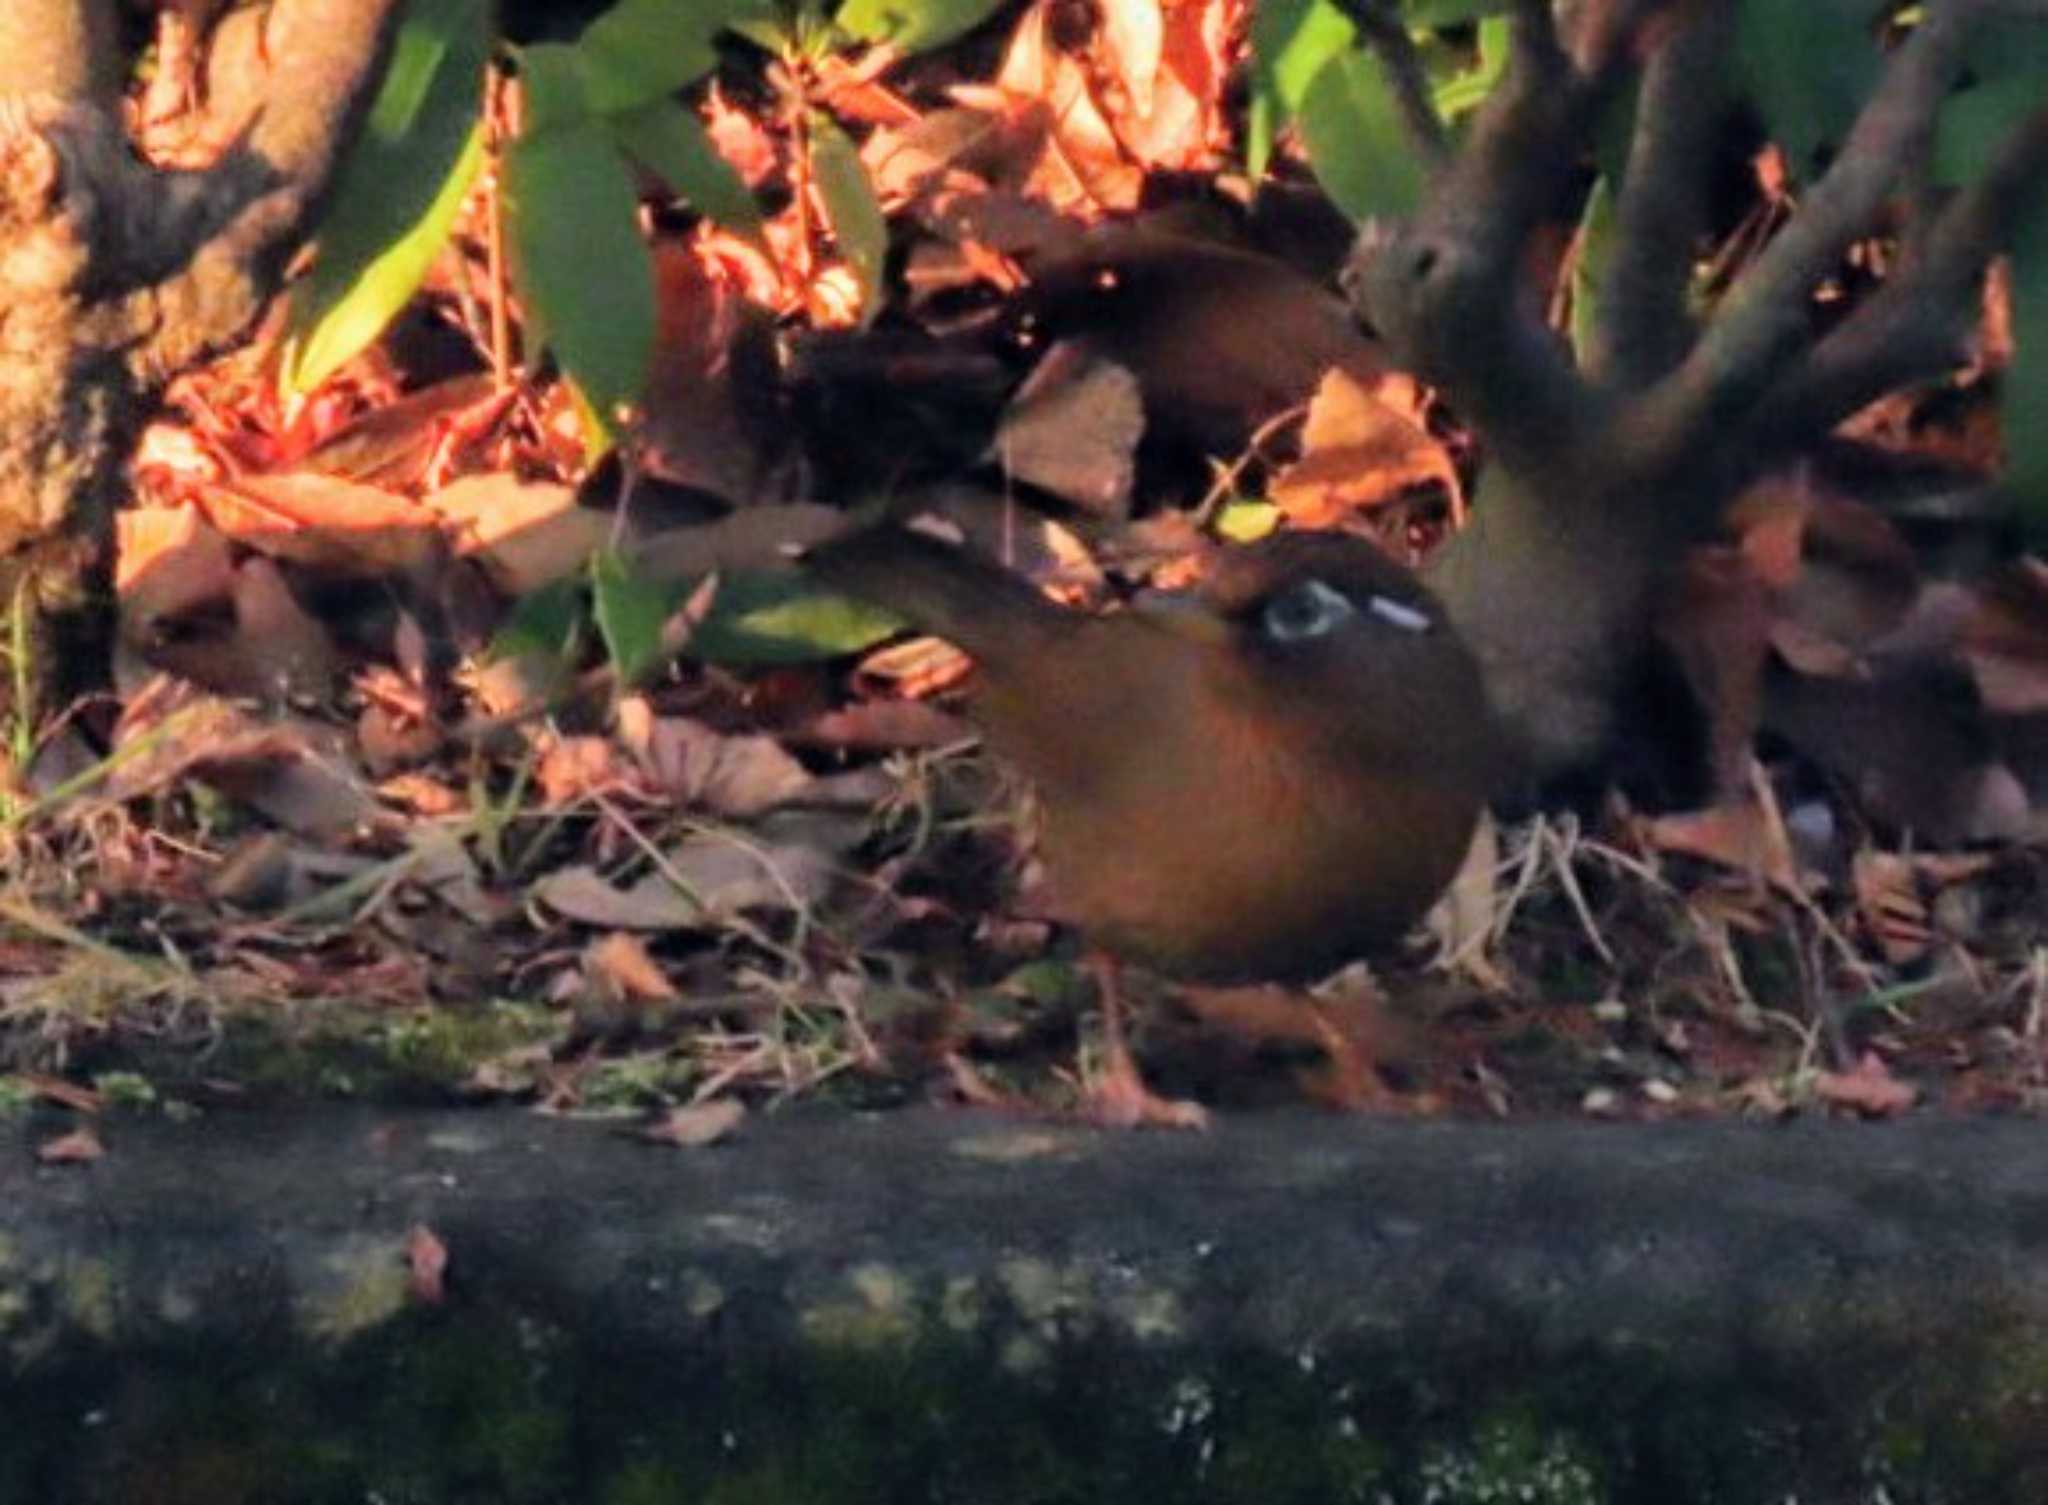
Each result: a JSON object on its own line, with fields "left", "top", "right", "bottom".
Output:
{"left": 1366, "top": 594, "right": 1432, "bottom": 633}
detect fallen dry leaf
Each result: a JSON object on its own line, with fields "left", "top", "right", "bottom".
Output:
{"left": 1103, "top": 0, "right": 1238, "bottom": 170}
{"left": 118, "top": 502, "right": 235, "bottom": 603}
{"left": 995, "top": 2, "right": 1144, "bottom": 213}
{"left": 639, "top": 1097, "right": 746, "bottom": 1148}
{"left": 1430, "top": 812, "right": 1508, "bottom": 988}
{"left": 1659, "top": 542, "right": 1773, "bottom": 797}
{"left": 1097, "top": 0, "right": 1163, "bottom": 120}
{"left": 194, "top": 472, "right": 442, "bottom": 579}
{"left": 1269, "top": 366, "right": 1458, "bottom": 528}
{"left": 430, "top": 474, "right": 600, "bottom": 598}
{"left": 1642, "top": 787, "right": 1804, "bottom": 897}
{"left": 110, "top": 680, "right": 385, "bottom": 837}
{"left": 301, "top": 373, "right": 507, "bottom": 489}
{"left": 536, "top": 735, "right": 631, "bottom": 807}
{"left": 536, "top": 811, "right": 860, "bottom": 930}
{"left": 616, "top": 705, "right": 816, "bottom": 817}
{"left": 585, "top": 930, "right": 679, "bottom": 1003}
{"left": 994, "top": 341, "right": 1144, "bottom": 516}
{"left": 1765, "top": 658, "right": 2029, "bottom": 843}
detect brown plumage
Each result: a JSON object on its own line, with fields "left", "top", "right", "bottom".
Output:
{"left": 807, "top": 523, "right": 1498, "bottom": 1122}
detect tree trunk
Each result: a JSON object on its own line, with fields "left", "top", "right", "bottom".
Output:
{"left": 1339, "top": 0, "right": 2048, "bottom": 798}
{"left": 0, "top": 0, "right": 405, "bottom": 735}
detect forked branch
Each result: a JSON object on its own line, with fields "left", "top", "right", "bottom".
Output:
{"left": 1586, "top": 3, "right": 1734, "bottom": 386}
{"left": 1752, "top": 103, "right": 2048, "bottom": 454}
{"left": 1632, "top": 2, "right": 1982, "bottom": 460}
{"left": 1345, "top": 0, "right": 1689, "bottom": 473}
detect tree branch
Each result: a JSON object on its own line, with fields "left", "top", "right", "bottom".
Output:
{"left": 1749, "top": 102, "right": 2048, "bottom": 454}
{"left": 1631, "top": 2, "right": 1982, "bottom": 461}
{"left": 1586, "top": 1, "right": 1734, "bottom": 386}
{"left": 1344, "top": 0, "right": 1690, "bottom": 475}
{"left": 133, "top": 0, "right": 408, "bottom": 374}
{"left": 0, "top": 0, "right": 118, "bottom": 102}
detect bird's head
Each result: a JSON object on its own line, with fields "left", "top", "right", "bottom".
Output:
{"left": 1130, "top": 530, "right": 1495, "bottom": 779}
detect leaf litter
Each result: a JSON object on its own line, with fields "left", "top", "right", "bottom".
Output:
{"left": 12, "top": 0, "right": 2048, "bottom": 1141}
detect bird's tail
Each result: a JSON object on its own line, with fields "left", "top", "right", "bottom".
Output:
{"left": 802, "top": 524, "right": 1072, "bottom": 673}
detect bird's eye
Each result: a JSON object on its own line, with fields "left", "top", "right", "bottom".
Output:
{"left": 1260, "top": 579, "right": 1357, "bottom": 642}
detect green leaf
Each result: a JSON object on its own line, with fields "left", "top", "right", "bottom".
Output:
{"left": 1402, "top": 0, "right": 1509, "bottom": 22}
{"left": 835, "top": 0, "right": 1005, "bottom": 54}
{"left": 2009, "top": 205, "right": 2048, "bottom": 546}
{"left": 1937, "top": 17, "right": 2048, "bottom": 189}
{"left": 1246, "top": 0, "right": 1355, "bottom": 180}
{"left": 610, "top": 99, "right": 765, "bottom": 244}
{"left": 1429, "top": 14, "right": 1508, "bottom": 121}
{"left": 1299, "top": 50, "right": 1426, "bottom": 224}
{"left": 288, "top": 126, "right": 485, "bottom": 395}
{"left": 281, "top": 0, "right": 488, "bottom": 394}
{"left": 729, "top": 0, "right": 831, "bottom": 53}
{"left": 520, "top": 42, "right": 592, "bottom": 135}
{"left": 1214, "top": 499, "right": 1281, "bottom": 543}
{"left": 1734, "top": 0, "right": 1885, "bottom": 179}
{"left": 1567, "top": 174, "right": 1616, "bottom": 366}
{"left": 578, "top": 0, "right": 721, "bottom": 114}
{"left": 1963, "top": 11, "right": 2048, "bottom": 87}
{"left": 809, "top": 113, "right": 889, "bottom": 324}
{"left": 686, "top": 571, "right": 905, "bottom": 665}
{"left": 1934, "top": 76, "right": 2042, "bottom": 189}
{"left": 591, "top": 548, "right": 681, "bottom": 686}
{"left": 505, "top": 121, "right": 657, "bottom": 436}
{"left": 489, "top": 575, "right": 587, "bottom": 666}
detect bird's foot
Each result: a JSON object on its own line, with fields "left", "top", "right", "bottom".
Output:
{"left": 1081, "top": 1056, "right": 1210, "bottom": 1131}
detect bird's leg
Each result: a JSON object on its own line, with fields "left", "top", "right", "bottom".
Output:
{"left": 1081, "top": 953, "right": 1210, "bottom": 1131}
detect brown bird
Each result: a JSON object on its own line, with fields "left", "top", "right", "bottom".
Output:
{"left": 807, "top": 523, "right": 1498, "bottom": 1126}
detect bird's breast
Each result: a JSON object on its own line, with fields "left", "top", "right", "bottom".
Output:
{"left": 1030, "top": 701, "right": 1480, "bottom": 984}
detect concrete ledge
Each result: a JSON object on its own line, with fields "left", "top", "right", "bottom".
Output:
{"left": 5, "top": 1106, "right": 2047, "bottom": 1503}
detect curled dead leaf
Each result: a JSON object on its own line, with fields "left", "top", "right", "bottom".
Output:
{"left": 616, "top": 704, "right": 815, "bottom": 817}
